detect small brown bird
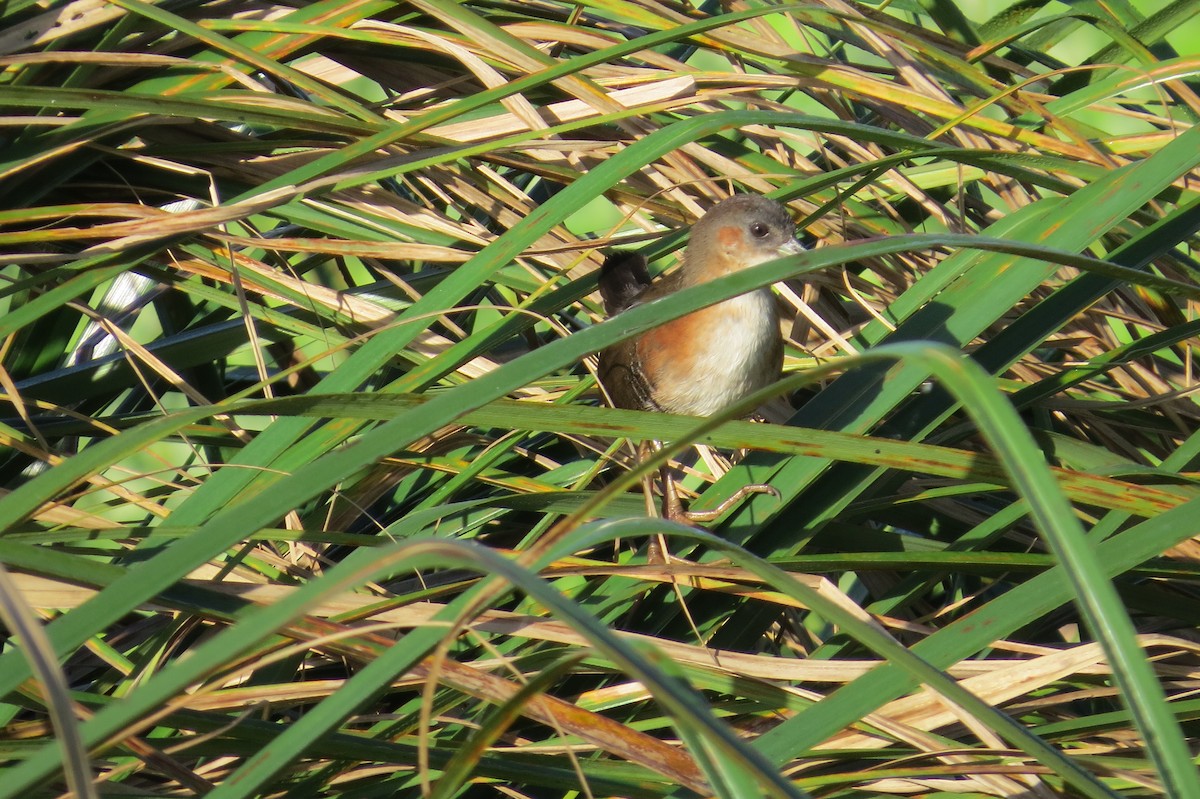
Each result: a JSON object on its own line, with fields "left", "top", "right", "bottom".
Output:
{"left": 597, "top": 194, "right": 802, "bottom": 524}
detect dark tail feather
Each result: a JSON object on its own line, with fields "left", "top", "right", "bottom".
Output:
{"left": 598, "top": 251, "right": 652, "bottom": 314}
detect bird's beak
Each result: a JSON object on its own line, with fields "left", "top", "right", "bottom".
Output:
{"left": 778, "top": 237, "right": 805, "bottom": 256}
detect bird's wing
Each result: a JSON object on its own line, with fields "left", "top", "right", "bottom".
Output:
{"left": 598, "top": 250, "right": 653, "bottom": 315}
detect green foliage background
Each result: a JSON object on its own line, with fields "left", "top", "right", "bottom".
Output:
{"left": 1, "top": 0, "right": 1199, "bottom": 796}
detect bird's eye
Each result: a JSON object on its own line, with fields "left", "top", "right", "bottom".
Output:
{"left": 749, "top": 222, "right": 770, "bottom": 238}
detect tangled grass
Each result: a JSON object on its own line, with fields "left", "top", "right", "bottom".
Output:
{"left": 1, "top": 0, "right": 1200, "bottom": 796}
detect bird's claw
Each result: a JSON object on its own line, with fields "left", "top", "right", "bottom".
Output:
{"left": 676, "top": 483, "right": 779, "bottom": 523}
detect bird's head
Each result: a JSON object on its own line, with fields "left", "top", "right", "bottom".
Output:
{"left": 685, "top": 194, "right": 803, "bottom": 279}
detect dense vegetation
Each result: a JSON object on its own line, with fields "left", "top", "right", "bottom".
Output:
{"left": 1, "top": 0, "right": 1199, "bottom": 796}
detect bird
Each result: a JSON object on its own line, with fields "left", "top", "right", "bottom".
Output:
{"left": 597, "top": 194, "right": 803, "bottom": 527}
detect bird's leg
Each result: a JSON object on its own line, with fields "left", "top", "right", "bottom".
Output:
{"left": 637, "top": 440, "right": 658, "bottom": 516}
{"left": 659, "top": 464, "right": 689, "bottom": 523}
{"left": 634, "top": 440, "right": 670, "bottom": 564}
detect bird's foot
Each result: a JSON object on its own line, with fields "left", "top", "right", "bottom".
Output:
{"left": 649, "top": 485, "right": 779, "bottom": 564}
{"left": 665, "top": 483, "right": 780, "bottom": 524}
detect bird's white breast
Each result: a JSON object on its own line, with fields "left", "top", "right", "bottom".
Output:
{"left": 655, "top": 288, "right": 779, "bottom": 417}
